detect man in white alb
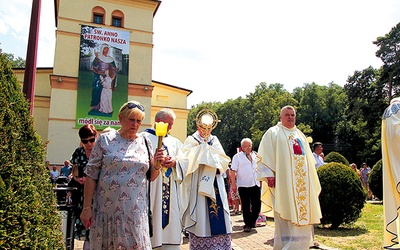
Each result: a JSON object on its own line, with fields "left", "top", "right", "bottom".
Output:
{"left": 143, "top": 108, "right": 188, "bottom": 249}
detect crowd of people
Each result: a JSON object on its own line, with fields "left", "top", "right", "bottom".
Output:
{"left": 48, "top": 102, "right": 390, "bottom": 250}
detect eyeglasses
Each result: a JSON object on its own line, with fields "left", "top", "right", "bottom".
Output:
{"left": 81, "top": 138, "right": 96, "bottom": 144}
{"left": 127, "top": 103, "right": 145, "bottom": 112}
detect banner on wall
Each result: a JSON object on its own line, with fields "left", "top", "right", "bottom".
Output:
{"left": 76, "top": 25, "right": 130, "bottom": 129}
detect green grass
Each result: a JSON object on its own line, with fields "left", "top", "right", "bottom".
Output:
{"left": 314, "top": 202, "right": 383, "bottom": 250}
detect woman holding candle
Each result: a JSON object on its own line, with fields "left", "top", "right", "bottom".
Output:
{"left": 80, "top": 100, "right": 165, "bottom": 249}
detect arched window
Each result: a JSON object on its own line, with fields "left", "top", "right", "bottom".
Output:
{"left": 111, "top": 10, "right": 124, "bottom": 27}
{"left": 92, "top": 6, "right": 106, "bottom": 25}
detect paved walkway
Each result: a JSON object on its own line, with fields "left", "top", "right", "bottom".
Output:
{"left": 74, "top": 212, "right": 337, "bottom": 249}
{"left": 75, "top": 212, "right": 275, "bottom": 250}
{"left": 181, "top": 212, "right": 275, "bottom": 250}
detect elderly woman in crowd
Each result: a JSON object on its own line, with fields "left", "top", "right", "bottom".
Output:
{"left": 80, "top": 101, "right": 165, "bottom": 249}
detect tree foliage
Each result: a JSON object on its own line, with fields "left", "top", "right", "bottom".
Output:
{"left": 368, "top": 159, "right": 383, "bottom": 201}
{"left": 214, "top": 97, "right": 253, "bottom": 157}
{"left": 341, "top": 67, "right": 386, "bottom": 164}
{"left": 295, "top": 82, "right": 346, "bottom": 151}
{"left": 0, "top": 53, "right": 64, "bottom": 249}
{"left": 187, "top": 83, "right": 299, "bottom": 158}
{"left": 1, "top": 52, "right": 26, "bottom": 68}
{"left": 324, "top": 151, "right": 349, "bottom": 166}
{"left": 317, "top": 163, "right": 366, "bottom": 229}
{"left": 373, "top": 22, "right": 400, "bottom": 101}
{"left": 248, "top": 83, "right": 297, "bottom": 148}
{"left": 80, "top": 25, "right": 98, "bottom": 57}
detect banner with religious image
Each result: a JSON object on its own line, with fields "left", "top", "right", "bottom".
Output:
{"left": 76, "top": 25, "right": 130, "bottom": 129}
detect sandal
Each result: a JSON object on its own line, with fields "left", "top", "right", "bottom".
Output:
{"left": 309, "top": 241, "right": 320, "bottom": 249}
{"left": 243, "top": 226, "right": 251, "bottom": 232}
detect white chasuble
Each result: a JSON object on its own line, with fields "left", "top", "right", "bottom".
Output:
{"left": 180, "top": 132, "right": 232, "bottom": 237}
{"left": 256, "top": 122, "right": 322, "bottom": 225}
{"left": 382, "top": 100, "right": 400, "bottom": 249}
{"left": 257, "top": 123, "right": 322, "bottom": 249}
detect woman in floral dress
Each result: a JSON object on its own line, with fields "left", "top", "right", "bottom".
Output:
{"left": 80, "top": 101, "right": 165, "bottom": 249}
{"left": 69, "top": 124, "right": 98, "bottom": 243}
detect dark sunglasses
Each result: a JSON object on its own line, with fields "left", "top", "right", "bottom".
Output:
{"left": 81, "top": 138, "right": 96, "bottom": 144}
{"left": 127, "top": 103, "right": 145, "bottom": 112}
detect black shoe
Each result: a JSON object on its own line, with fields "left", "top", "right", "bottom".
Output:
{"left": 243, "top": 226, "right": 251, "bottom": 232}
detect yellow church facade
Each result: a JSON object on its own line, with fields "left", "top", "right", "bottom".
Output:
{"left": 13, "top": 0, "right": 191, "bottom": 165}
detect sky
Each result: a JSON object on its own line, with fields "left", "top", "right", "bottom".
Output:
{"left": 1, "top": 0, "right": 400, "bottom": 108}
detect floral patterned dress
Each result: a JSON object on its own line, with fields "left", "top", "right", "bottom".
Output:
{"left": 69, "top": 146, "right": 89, "bottom": 239}
{"left": 85, "top": 130, "right": 153, "bottom": 250}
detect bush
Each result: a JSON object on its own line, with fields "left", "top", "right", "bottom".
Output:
{"left": 317, "top": 162, "right": 366, "bottom": 229}
{"left": 324, "top": 151, "right": 349, "bottom": 166}
{"left": 368, "top": 159, "right": 383, "bottom": 201}
{"left": 0, "top": 53, "right": 64, "bottom": 248}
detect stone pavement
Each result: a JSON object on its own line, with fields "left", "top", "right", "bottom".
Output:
{"left": 180, "top": 212, "right": 275, "bottom": 250}
{"left": 74, "top": 212, "right": 337, "bottom": 249}
{"left": 74, "top": 212, "right": 275, "bottom": 250}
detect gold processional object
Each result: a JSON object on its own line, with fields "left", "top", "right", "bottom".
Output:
{"left": 195, "top": 107, "right": 220, "bottom": 141}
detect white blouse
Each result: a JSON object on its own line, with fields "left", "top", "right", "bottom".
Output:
{"left": 231, "top": 151, "right": 260, "bottom": 188}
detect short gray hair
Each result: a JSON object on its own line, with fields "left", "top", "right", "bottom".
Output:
{"left": 280, "top": 105, "right": 296, "bottom": 115}
{"left": 241, "top": 138, "right": 252, "bottom": 147}
{"left": 155, "top": 108, "right": 176, "bottom": 121}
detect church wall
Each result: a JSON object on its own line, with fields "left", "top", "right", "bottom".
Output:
{"left": 12, "top": 0, "right": 191, "bottom": 165}
{"left": 47, "top": 0, "right": 159, "bottom": 164}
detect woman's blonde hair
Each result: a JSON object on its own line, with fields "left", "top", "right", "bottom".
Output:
{"left": 119, "top": 100, "right": 145, "bottom": 120}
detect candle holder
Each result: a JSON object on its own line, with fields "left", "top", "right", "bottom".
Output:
{"left": 155, "top": 122, "right": 168, "bottom": 167}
